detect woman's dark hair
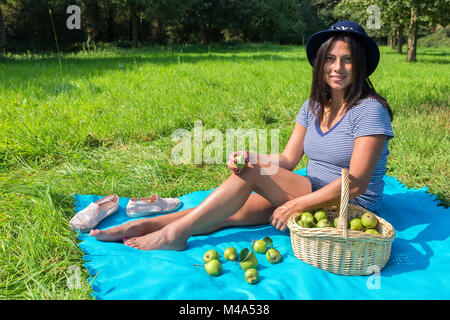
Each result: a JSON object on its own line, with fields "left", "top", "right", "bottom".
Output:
{"left": 309, "top": 33, "right": 393, "bottom": 121}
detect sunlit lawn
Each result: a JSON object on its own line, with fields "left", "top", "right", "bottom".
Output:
{"left": 0, "top": 43, "right": 448, "bottom": 299}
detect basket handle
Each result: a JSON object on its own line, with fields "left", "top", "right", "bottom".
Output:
{"left": 338, "top": 168, "right": 350, "bottom": 238}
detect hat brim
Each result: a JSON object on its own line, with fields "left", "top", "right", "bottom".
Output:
{"left": 306, "top": 30, "right": 380, "bottom": 76}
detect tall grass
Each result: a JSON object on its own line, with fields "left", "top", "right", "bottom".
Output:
{"left": 0, "top": 43, "right": 448, "bottom": 299}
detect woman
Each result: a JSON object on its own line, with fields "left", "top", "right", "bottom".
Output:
{"left": 90, "top": 21, "right": 393, "bottom": 251}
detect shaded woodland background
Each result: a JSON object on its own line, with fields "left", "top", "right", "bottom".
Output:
{"left": 0, "top": 0, "right": 448, "bottom": 61}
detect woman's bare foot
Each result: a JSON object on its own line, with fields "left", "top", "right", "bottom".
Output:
{"left": 90, "top": 208, "right": 193, "bottom": 242}
{"left": 124, "top": 226, "right": 188, "bottom": 251}
{"left": 89, "top": 218, "right": 159, "bottom": 242}
{"left": 90, "top": 228, "right": 127, "bottom": 242}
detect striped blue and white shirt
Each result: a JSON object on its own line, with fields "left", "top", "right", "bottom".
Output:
{"left": 296, "top": 98, "right": 394, "bottom": 212}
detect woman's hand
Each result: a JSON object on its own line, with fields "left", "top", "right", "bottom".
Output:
{"left": 227, "top": 150, "right": 250, "bottom": 174}
{"left": 270, "top": 198, "right": 302, "bottom": 231}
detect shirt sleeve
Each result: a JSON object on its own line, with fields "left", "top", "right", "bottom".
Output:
{"left": 295, "top": 99, "right": 310, "bottom": 128}
{"left": 350, "top": 99, "right": 394, "bottom": 140}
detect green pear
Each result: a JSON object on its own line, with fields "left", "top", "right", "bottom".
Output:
{"left": 203, "top": 249, "right": 220, "bottom": 263}
{"left": 253, "top": 239, "right": 267, "bottom": 254}
{"left": 314, "top": 209, "right": 327, "bottom": 222}
{"left": 300, "top": 212, "right": 315, "bottom": 225}
{"left": 361, "top": 212, "right": 378, "bottom": 229}
{"left": 349, "top": 218, "right": 364, "bottom": 231}
{"left": 262, "top": 236, "right": 273, "bottom": 248}
{"left": 240, "top": 252, "right": 258, "bottom": 271}
{"left": 224, "top": 247, "right": 237, "bottom": 262}
{"left": 365, "top": 228, "right": 380, "bottom": 235}
{"left": 302, "top": 220, "right": 315, "bottom": 228}
{"left": 234, "top": 154, "right": 246, "bottom": 170}
{"left": 333, "top": 217, "right": 341, "bottom": 228}
{"left": 266, "top": 248, "right": 282, "bottom": 264}
{"left": 316, "top": 219, "right": 331, "bottom": 228}
{"left": 245, "top": 268, "right": 259, "bottom": 284}
{"left": 204, "top": 259, "right": 222, "bottom": 277}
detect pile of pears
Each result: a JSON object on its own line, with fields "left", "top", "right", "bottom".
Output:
{"left": 296, "top": 208, "right": 380, "bottom": 235}
{"left": 194, "top": 236, "right": 282, "bottom": 285}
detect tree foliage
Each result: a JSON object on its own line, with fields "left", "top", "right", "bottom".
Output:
{"left": 0, "top": 0, "right": 446, "bottom": 51}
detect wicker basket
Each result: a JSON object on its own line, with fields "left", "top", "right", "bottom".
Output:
{"left": 287, "top": 168, "right": 395, "bottom": 276}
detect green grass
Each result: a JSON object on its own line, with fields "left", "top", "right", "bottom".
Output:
{"left": 0, "top": 43, "right": 449, "bottom": 299}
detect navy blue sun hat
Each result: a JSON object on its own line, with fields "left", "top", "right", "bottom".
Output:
{"left": 306, "top": 20, "right": 380, "bottom": 76}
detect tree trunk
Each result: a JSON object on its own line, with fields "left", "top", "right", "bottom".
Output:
{"left": 407, "top": 1, "right": 419, "bottom": 62}
{"left": 393, "top": 26, "right": 398, "bottom": 50}
{"left": 131, "top": 11, "right": 139, "bottom": 47}
{"left": 83, "top": 3, "right": 100, "bottom": 45}
{"left": 200, "top": 24, "right": 210, "bottom": 44}
{"left": 397, "top": 24, "right": 403, "bottom": 54}
{"left": 0, "top": 7, "right": 6, "bottom": 46}
{"left": 151, "top": 18, "right": 165, "bottom": 43}
{"left": 106, "top": 5, "right": 115, "bottom": 42}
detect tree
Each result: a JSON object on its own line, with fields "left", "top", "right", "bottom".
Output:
{"left": 311, "top": 0, "right": 340, "bottom": 30}
{"left": 405, "top": 0, "right": 449, "bottom": 61}
{"left": 0, "top": 2, "right": 6, "bottom": 46}
{"left": 406, "top": 0, "right": 419, "bottom": 61}
{"left": 81, "top": 0, "right": 101, "bottom": 45}
{"left": 334, "top": 0, "right": 450, "bottom": 62}
{"left": 374, "top": 0, "right": 410, "bottom": 53}
{"left": 126, "top": 0, "right": 148, "bottom": 47}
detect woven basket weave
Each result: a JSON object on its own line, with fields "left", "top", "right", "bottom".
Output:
{"left": 287, "top": 168, "right": 395, "bottom": 276}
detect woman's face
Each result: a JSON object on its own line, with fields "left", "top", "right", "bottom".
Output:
{"left": 323, "top": 39, "right": 354, "bottom": 93}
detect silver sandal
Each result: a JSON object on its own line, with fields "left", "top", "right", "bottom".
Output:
{"left": 126, "top": 194, "right": 182, "bottom": 218}
{"left": 70, "top": 194, "right": 119, "bottom": 233}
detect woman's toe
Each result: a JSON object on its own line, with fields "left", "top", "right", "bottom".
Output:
{"left": 90, "top": 229, "right": 99, "bottom": 237}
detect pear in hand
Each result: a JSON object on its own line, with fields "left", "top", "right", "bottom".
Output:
{"left": 234, "top": 154, "right": 246, "bottom": 170}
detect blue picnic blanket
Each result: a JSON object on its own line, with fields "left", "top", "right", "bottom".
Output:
{"left": 73, "top": 169, "right": 449, "bottom": 300}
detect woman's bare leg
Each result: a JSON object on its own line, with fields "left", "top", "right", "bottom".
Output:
{"left": 90, "top": 192, "right": 274, "bottom": 241}
{"left": 192, "top": 192, "right": 276, "bottom": 235}
{"left": 90, "top": 208, "right": 194, "bottom": 241}
{"left": 124, "top": 159, "right": 311, "bottom": 250}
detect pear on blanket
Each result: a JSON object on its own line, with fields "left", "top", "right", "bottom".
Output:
{"left": 204, "top": 260, "right": 222, "bottom": 276}
{"left": 224, "top": 247, "right": 237, "bottom": 263}
{"left": 193, "top": 259, "right": 223, "bottom": 277}
{"left": 203, "top": 249, "right": 220, "bottom": 263}
{"left": 245, "top": 268, "right": 259, "bottom": 284}
{"left": 266, "top": 248, "right": 282, "bottom": 264}
{"left": 252, "top": 239, "right": 267, "bottom": 254}
{"left": 239, "top": 248, "right": 258, "bottom": 271}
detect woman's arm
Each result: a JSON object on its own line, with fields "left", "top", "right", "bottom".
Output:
{"left": 271, "top": 134, "right": 387, "bottom": 231}
{"left": 258, "top": 123, "right": 307, "bottom": 171}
